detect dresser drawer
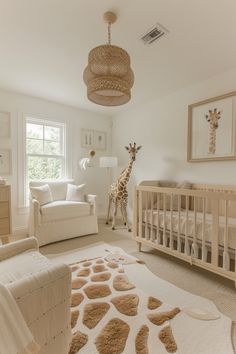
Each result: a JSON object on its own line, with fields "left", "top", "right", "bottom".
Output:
{"left": 0, "top": 202, "right": 9, "bottom": 219}
{"left": 0, "top": 187, "right": 9, "bottom": 202}
{"left": 0, "top": 218, "right": 10, "bottom": 235}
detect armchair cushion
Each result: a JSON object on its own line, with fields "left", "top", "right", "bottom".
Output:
{"left": 30, "top": 184, "right": 53, "bottom": 206}
{"left": 41, "top": 200, "right": 91, "bottom": 222}
{"left": 66, "top": 183, "right": 86, "bottom": 202}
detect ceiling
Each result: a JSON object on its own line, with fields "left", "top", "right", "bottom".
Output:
{"left": 0, "top": 0, "right": 236, "bottom": 115}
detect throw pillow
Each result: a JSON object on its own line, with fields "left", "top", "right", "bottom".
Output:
{"left": 30, "top": 184, "right": 53, "bottom": 206}
{"left": 66, "top": 183, "right": 86, "bottom": 202}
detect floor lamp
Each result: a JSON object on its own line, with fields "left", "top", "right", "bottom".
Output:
{"left": 99, "top": 156, "right": 118, "bottom": 170}
{"left": 100, "top": 156, "right": 118, "bottom": 188}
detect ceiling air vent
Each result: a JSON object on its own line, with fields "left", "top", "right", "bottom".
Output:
{"left": 141, "top": 23, "right": 169, "bottom": 45}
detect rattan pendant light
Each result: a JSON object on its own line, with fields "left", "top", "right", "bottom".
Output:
{"left": 83, "top": 11, "right": 134, "bottom": 106}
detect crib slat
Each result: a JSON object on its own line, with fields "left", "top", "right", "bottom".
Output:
{"left": 150, "top": 192, "right": 154, "bottom": 241}
{"left": 177, "top": 195, "right": 181, "bottom": 252}
{"left": 194, "top": 197, "right": 197, "bottom": 239}
{"left": 211, "top": 199, "right": 219, "bottom": 267}
{"left": 184, "top": 196, "right": 190, "bottom": 255}
{"left": 202, "top": 197, "right": 207, "bottom": 262}
{"left": 163, "top": 194, "right": 167, "bottom": 247}
{"left": 223, "top": 200, "right": 230, "bottom": 270}
{"left": 157, "top": 193, "right": 160, "bottom": 244}
{"left": 145, "top": 192, "right": 148, "bottom": 239}
{"left": 170, "top": 193, "right": 173, "bottom": 250}
{"left": 191, "top": 196, "right": 198, "bottom": 258}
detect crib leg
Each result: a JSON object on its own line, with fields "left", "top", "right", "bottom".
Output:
{"left": 136, "top": 242, "right": 142, "bottom": 252}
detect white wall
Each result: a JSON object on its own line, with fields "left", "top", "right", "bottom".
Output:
{"left": 112, "top": 67, "right": 236, "bottom": 217}
{"left": 0, "top": 90, "right": 112, "bottom": 233}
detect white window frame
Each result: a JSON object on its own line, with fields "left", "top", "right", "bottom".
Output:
{"left": 19, "top": 117, "right": 67, "bottom": 209}
{"left": 26, "top": 117, "right": 66, "bottom": 181}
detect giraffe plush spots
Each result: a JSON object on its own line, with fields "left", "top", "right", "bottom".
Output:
{"left": 106, "top": 143, "right": 141, "bottom": 231}
{"left": 205, "top": 108, "right": 221, "bottom": 154}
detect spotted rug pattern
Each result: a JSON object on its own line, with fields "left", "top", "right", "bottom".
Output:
{"left": 68, "top": 255, "right": 180, "bottom": 354}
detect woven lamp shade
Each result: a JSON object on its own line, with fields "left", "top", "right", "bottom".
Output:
{"left": 83, "top": 44, "right": 134, "bottom": 106}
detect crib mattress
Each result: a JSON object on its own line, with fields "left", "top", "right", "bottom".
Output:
{"left": 142, "top": 210, "right": 236, "bottom": 250}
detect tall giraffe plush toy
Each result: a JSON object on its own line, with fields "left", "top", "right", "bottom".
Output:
{"left": 106, "top": 143, "right": 141, "bottom": 231}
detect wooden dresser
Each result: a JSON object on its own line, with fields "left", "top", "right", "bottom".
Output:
{"left": 0, "top": 185, "right": 11, "bottom": 244}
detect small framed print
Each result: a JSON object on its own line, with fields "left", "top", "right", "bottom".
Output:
{"left": 94, "top": 130, "right": 106, "bottom": 150}
{"left": 0, "top": 149, "right": 12, "bottom": 175}
{"left": 81, "top": 129, "right": 94, "bottom": 148}
{"left": 0, "top": 111, "right": 11, "bottom": 138}
{"left": 188, "top": 91, "right": 236, "bottom": 162}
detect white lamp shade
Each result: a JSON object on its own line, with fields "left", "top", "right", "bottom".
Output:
{"left": 100, "top": 156, "right": 118, "bottom": 168}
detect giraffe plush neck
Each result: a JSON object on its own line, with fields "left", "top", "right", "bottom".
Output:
{"left": 106, "top": 142, "right": 142, "bottom": 231}
{"left": 118, "top": 160, "right": 133, "bottom": 184}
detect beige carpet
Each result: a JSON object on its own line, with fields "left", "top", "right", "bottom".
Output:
{"left": 40, "top": 220, "right": 236, "bottom": 352}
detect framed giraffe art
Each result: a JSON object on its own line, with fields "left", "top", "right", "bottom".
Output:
{"left": 187, "top": 91, "right": 236, "bottom": 162}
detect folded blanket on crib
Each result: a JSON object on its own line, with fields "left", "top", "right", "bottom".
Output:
{"left": 0, "top": 283, "right": 40, "bottom": 354}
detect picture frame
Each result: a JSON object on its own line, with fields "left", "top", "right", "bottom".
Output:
{"left": 93, "top": 130, "right": 106, "bottom": 150}
{"left": 0, "top": 111, "right": 11, "bottom": 139}
{"left": 187, "top": 91, "right": 236, "bottom": 162}
{"left": 81, "top": 129, "right": 94, "bottom": 148}
{"left": 0, "top": 149, "right": 12, "bottom": 175}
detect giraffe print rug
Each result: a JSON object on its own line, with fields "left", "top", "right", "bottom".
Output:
{"left": 48, "top": 243, "right": 234, "bottom": 354}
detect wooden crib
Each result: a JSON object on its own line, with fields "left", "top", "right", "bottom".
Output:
{"left": 133, "top": 181, "right": 236, "bottom": 286}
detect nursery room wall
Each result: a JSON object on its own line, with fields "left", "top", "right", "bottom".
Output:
{"left": 112, "top": 66, "right": 236, "bottom": 218}
{"left": 0, "top": 89, "right": 112, "bottom": 233}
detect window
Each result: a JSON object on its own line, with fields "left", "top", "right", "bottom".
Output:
{"left": 26, "top": 119, "right": 65, "bottom": 181}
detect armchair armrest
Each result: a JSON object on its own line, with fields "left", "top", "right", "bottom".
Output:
{"left": 85, "top": 194, "right": 97, "bottom": 215}
{"left": 0, "top": 237, "right": 38, "bottom": 262}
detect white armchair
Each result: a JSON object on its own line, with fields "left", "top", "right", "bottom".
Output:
{"left": 0, "top": 237, "right": 72, "bottom": 354}
{"left": 28, "top": 180, "right": 98, "bottom": 246}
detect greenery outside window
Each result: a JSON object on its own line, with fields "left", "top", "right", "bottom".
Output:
{"left": 26, "top": 119, "right": 65, "bottom": 181}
